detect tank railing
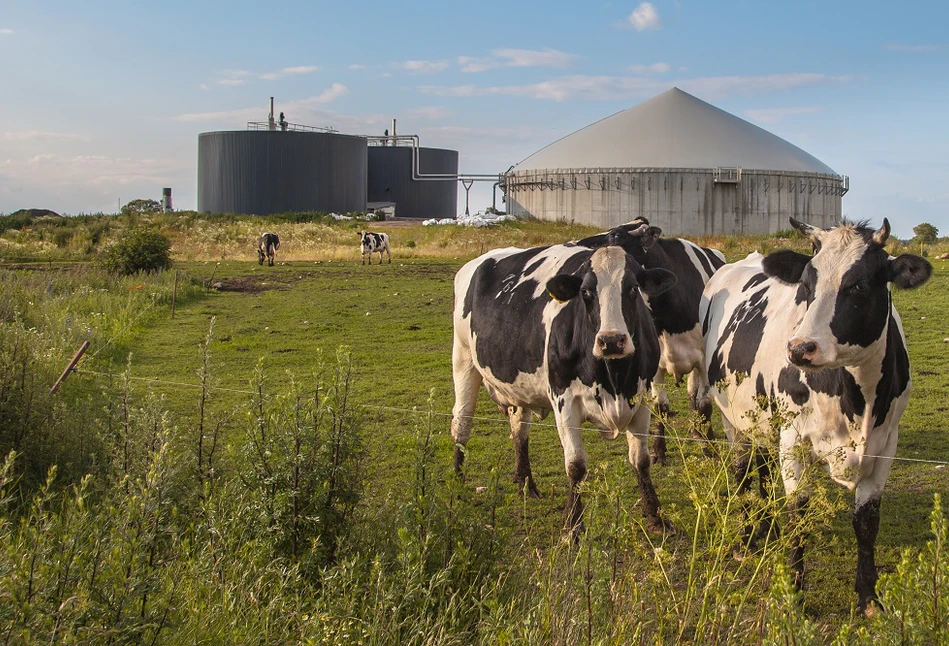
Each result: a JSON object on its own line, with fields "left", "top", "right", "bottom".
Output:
{"left": 364, "top": 134, "right": 500, "bottom": 182}
{"left": 713, "top": 167, "right": 742, "bottom": 183}
{"left": 246, "top": 121, "right": 339, "bottom": 134}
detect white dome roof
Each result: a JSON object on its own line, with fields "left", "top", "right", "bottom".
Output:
{"left": 514, "top": 87, "right": 838, "bottom": 175}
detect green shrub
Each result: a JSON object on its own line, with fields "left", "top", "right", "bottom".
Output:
{"left": 97, "top": 226, "right": 172, "bottom": 275}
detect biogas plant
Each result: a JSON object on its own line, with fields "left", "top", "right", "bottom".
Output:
{"left": 196, "top": 88, "right": 848, "bottom": 236}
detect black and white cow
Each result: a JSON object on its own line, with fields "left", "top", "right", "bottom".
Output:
{"left": 257, "top": 232, "right": 280, "bottom": 266}
{"left": 701, "top": 218, "right": 931, "bottom": 611}
{"left": 358, "top": 231, "right": 391, "bottom": 265}
{"left": 577, "top": 218, "right": 726, "bottom": 464}
{"left": 451, "top": 236, "right": 677, "bottom": 534}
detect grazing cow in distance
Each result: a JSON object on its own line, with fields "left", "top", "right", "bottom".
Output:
{"left": 257, "top": 232, "right": 280, "bottom": 266}
{"left": 451, "top": 235, "right": 678, "bottom": 535}
{"left": 359, "top": 230, "right": 391, "bottom": 265}
{"left": 577, "top": 218, "right": 726, "bottom": 464}
{"left": 701, "top": 217, "right": 931, "bottom": 612}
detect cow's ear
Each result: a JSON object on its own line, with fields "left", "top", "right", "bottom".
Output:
{"left": 762, "top": 249, "right": 810, "bottom": 284}
{"left": 547, "top": 275, "right": 582, "bottom": 302}
{"left": 641, "top": 226, "right": 662, "bottom": 250}
{"left": 637, "top": 267, "right": 676, "bottom": 297}
{"left": 789, "top": 217, "right": 824, "bottom": 241}
{"left": 889, "top": 254, "right": 932, "bottom": 289}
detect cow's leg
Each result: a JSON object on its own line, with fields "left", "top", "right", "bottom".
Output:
{"left": 732, "top": 441, "right": 770, "bottom": 555}
{"left": 649, "top": 368, "right": 669, "bottom": 466}
{"left": 853, "top": 494, "right": 881, "bottom": 614}
{"left": 386, "top": 245, "right": 392, "bottom": 264}
{"left": 509, "top": 405, "right": 540, "bottom": 498}
{"left": 450, "top": 340, "right": 482, "bottom": 478}
{"left": 853, "top": 440, "right": 895, "bottom": 613}
{"left": 687, "top": 366, "right": 716, "bottom": 455}
{"left": 627, "top": 403, "right": 672, "bottom": 533}
{"left": 780, "top": 427, "right": 808, "bottom": 592}
{"left": 555, "top": 402, "right": 587, "bottom": 540}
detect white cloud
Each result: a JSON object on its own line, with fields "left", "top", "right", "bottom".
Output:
{"left": 281, "top": 65, "right": 320, "bottom": 75}
{"left": 744, "top": 106, "right": 822, "bottom": 123}
{"left": 400, "top": 60, "right": 450, "bottom": 73}
{"left": 459, "top": 48, "right": 579, "bottom": 73}
{"left": 885, "top": 42, "right": 940, "bottom": 53}
{"left": 348, "top": 64, "right": 366, "bottom": 70}
{"left": 0, "top": 28, "right": 13, "bottom": 36}
{"left": 3, "top": 130, "right": 91, "bottom": 142}
{"left": 213, "top": 65, "right": 320, "bottom": 85}
{"left": 628, "top": 62, "right": 671, "bottom": 74}
{"left": 625, "top": 2, "right": 660, "bottom": 31}
{"left": 682, "top": 73, "right": 852, "bottom": 97}
{"left": 9, "top": 153, "right": 190, "bottom": 192}
{"left": 260, "top": 65, "right": 320, "bottom": 80}
{"left": 421, "top": 72, "right": 852, "bottom": 102}
{"left": 293, "top": 83, "right": 350, "bottom": 106}
{"left": 174, "top": 84, "right": 350, "bottom": 124}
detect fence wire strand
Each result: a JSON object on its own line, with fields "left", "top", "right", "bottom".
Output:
{"left": 68, "top": 367, "right": 949, "bottom": 469}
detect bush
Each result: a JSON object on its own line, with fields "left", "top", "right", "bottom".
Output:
{"left": 97, "top": 226, "right": 172, "bottom": 275}
{"left": 120, "top": 198, "right": 162, "bottom": 216}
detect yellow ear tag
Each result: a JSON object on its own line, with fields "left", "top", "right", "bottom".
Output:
{"left": 548, "top": 290, "right": 568, "bottom": 303}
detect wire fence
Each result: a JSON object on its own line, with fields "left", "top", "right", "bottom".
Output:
{"left": 68, "top": 366, "right": 949, "bottom": 470}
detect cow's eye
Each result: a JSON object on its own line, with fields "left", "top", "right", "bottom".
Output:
{"left": 849, "top": 281, "right": 868, "bottom": 294}
{"left": 581, "top": 287, "right": 594, "bottom": 300}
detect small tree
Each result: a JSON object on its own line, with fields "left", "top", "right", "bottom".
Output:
{"left": 121, "top": 198, "right": 162, "bottom": 216}
{"left": 97, "top": 226, "right": 172, "bottom": 275}
{"left": 913, "top": 222, "right": 939, "bottom": 255}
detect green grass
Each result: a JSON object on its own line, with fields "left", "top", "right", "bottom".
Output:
{"left": 85, "top": 250, "right": 949, "bottom": 624}
{"left": 4, "top": 220, "right": 949, "bottom": 642}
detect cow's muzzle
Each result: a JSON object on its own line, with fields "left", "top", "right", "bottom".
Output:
{"left": 787, "top": 339, "right": 819, "bottom": 367}
{"left": 595, "top": 332, "right": 633, "bottom": 358}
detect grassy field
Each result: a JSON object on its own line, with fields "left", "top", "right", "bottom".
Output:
{"left": 2, "top": 216, "right": 948, "bottom": 643}
{"left": 110, "top": 225, "right": 949, "bottom": 606}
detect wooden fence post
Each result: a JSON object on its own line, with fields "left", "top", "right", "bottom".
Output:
{"left": 171, "top": 270, "right": 179, "bottom": 319}
{"left": 50, "top": 341, "right": 90, "bottom": 395}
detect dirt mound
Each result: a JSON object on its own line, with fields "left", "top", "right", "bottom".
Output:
{"left": 211, "top": 276, "right": 279, "bottom": 293}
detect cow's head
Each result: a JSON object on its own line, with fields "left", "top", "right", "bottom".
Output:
{"left": 762, "top": 218, "right": 931, "bottom": 369}
{"left": 546, "top": 246, "right": 676, "bottom": 359}
{"left": 357, "top": 231, "right": 367, "bottom": 244}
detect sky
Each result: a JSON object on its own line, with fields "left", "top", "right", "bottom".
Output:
{"left": 1, "top": 0, "right": 947, "bottom": 238}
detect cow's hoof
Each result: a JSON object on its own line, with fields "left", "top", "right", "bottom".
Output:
{"left": 515, "top": 477, "right": 541, "bottom": 498}
{"left": 647, "top": 517, "right": 676, "bottom": 536}
{"left": 650, "top": 451, "right": 667, "bottom": 466}
{"left": 857, "top": 597, "right": 883, "bottom": 617}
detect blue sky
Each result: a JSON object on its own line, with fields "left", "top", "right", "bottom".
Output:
{"left": 1, "top": 0, "right": 947, "bottom": 237}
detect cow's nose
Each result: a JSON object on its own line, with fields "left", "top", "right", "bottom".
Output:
{"left": 787, "top": 339, "right": 819, "bottom": 366}
{"left": 596, "top": 333, "right": 631, "bottom": 358}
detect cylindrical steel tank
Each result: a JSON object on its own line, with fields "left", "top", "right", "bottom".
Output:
{"left": 367, "top": 146, "right": 458, "bottom": 219}
{"left": 197, "top": 130, "right": 367, "bottom": 215}
{"left": 503, "top": 88, "right": 848, "bottom": 236}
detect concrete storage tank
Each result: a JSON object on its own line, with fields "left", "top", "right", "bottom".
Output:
{"left": 367, "top": 145, "right": 459, "bottom": 219}
{"left": 503, "top": 87, "right": 849, "bottom": 236}
{"left": 198, "top": 130, "right": 367, "bottom": 215}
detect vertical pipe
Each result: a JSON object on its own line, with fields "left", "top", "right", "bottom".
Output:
{"left": 269, "top": 97, "right": 276, "bottom": 131}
